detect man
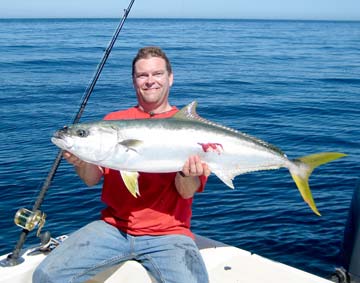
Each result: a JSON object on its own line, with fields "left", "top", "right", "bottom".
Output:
{"left": 33, "top": 46, "right": 210, "bottom": 283}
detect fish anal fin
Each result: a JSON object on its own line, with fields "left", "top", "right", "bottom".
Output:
{"left": 211, "top": 168, "right": 235, "bottom": 189}
{"left": 120, "top": 171, "right": 140, "bottom": 197}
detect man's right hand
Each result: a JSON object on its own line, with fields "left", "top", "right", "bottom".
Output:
{"left": 63, "top": 151, "right": 87, "bottom": 168}
{"left": 62, "top": 151, "right": 103, "bottom": 186}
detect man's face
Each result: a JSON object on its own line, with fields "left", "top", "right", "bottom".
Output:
{"left": 133, "top": 57, "right": 173, "bottom": 109}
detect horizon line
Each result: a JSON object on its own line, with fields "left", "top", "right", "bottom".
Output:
{"left": 0, "top": 16, "right": 359, "bottom": 22}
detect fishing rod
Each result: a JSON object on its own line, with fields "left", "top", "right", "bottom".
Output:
{"left": 6, "top": 0, "right": 136, "bottom": 266}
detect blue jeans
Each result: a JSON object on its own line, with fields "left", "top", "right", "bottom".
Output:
{"left": 33, "top": 220, "right": 209, "bottom": 283}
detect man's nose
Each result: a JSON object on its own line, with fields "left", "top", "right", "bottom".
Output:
{"left": 145, "top": 75, "right": 155, "bottom": 84}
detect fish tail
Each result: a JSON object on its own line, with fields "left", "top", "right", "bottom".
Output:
{"left": 289, "top": 152, "right": 347, "bottom": 216}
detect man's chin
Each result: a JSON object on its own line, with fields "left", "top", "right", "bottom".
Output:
{"left": 141, "top": 92, "right": 161, "bottom": 102}
{"left": 143, "top": 89, "right": 160, "bottom": 96}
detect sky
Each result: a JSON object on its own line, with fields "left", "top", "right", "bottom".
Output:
{"left": 1, "top": 0, "right": 359, "bottom": 21}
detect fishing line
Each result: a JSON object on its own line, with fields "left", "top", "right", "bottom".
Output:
{"left": 6, "top": 0, "right": 136, "bottom": 265}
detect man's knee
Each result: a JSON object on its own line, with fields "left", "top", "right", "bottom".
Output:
{"left": 32, "top": 264, "right": 54, "bottom": 283}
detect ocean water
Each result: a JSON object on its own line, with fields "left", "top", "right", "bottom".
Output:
{"left": 0, "top": 18, "right": 359, "bottom": 279}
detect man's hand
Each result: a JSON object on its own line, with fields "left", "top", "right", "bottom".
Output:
{"left": 62, "top": 151, "right": 103, "bottom": 186}
{"left": 180, "top": 155, "right": 210, "bottom": 177}
{"left": 175, "top": 155, "right": 210, "bottom": 199}
{"left": 63, "top": 151, "right": 87, "bottom": 168}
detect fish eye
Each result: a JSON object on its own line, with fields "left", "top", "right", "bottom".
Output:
{"left": 76, "top": 129, "right": 89, "bottom": 138}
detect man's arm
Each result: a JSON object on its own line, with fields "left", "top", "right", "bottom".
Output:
{"left": 175, "top": 155, "right": 210, "bottom": 199}
{"left": 63, "top": 151, "right": 103, "bottom": 186}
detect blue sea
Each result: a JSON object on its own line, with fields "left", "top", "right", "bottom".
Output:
{"left": 0, "top": 18, "right": 359, "bottom": 279}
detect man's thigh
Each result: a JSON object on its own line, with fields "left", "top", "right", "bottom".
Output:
{"left": 33, "top": 220, "right": 132, "bottom": 283}
{"left": 135, "top": 234, "right": 209, "bottom": 283}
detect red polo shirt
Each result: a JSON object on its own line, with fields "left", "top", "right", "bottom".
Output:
{"left": 100, "top": 106, "right": 207, "bottom": 239}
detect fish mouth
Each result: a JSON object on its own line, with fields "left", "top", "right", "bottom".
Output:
{"left": 51, "top": 130, "right": 73, "bottom": 150}
{"left": 53, "top": 130, "right": 64, "bottom": 139}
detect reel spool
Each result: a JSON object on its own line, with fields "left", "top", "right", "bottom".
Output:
{"left": 14, "top": 208, "right": 46, "bottom": 236}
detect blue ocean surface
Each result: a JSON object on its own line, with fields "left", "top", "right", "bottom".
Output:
{"left": 0, "top": 18, "right": 359, "bottom": 278}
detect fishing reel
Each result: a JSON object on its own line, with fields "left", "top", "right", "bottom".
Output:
{"left": 2, "top": 208, "right": 59, "bottom": 266}
{"left": 14, "top": 208, "right": 46, "bottom": 237}
{"left": 3, "top": 208, "right": 49, "bottom": 266}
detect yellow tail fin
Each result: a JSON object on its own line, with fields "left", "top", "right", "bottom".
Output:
{"left": 290, "top": 152, "right": 347, "bottom": 216}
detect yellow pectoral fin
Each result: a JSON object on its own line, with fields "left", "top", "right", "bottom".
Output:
{"left": 120, "top": 171, "right": 140, "bottom": 197}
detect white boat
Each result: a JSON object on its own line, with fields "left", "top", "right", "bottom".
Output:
{"left": 0, "top": 233, "right": 334, "bottom": 283}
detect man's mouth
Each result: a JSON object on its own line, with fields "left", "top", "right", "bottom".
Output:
{"left": 144, "top": 87, "right": 159, "bottom": 91}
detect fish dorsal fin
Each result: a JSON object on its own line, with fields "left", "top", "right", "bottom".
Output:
{"left": 174, "top": 101, "right": 240, "bottom": 134}
{"left": 174, "top": 102, "right": 284, "bottom": 154}
{"left": 174, "top": 101, "right": 223, "bottom": 126}
{"left": 173, "top": 101, "right": 200, "bottom": 120}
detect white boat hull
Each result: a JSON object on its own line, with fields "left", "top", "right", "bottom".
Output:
{"left": 0, "top": 235, "right": 332, "bottom": 283}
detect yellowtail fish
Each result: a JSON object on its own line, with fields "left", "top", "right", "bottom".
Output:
{"left": 52, "top": 101, "right": 346, "bottom": 215}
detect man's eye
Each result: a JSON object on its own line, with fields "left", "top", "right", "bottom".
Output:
{"left": 76, "top": 129, "right": 88, "bottom": 137}
{"left": 137, "top": 74, "right": 147, "bottom": 79}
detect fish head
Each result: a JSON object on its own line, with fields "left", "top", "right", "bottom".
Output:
{"left": 51, "top": 122, "right": 118, "bottom": 163}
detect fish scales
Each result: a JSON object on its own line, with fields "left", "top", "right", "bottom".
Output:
{"left": 97, "top": 118, "right": 287, "bottom": 174}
